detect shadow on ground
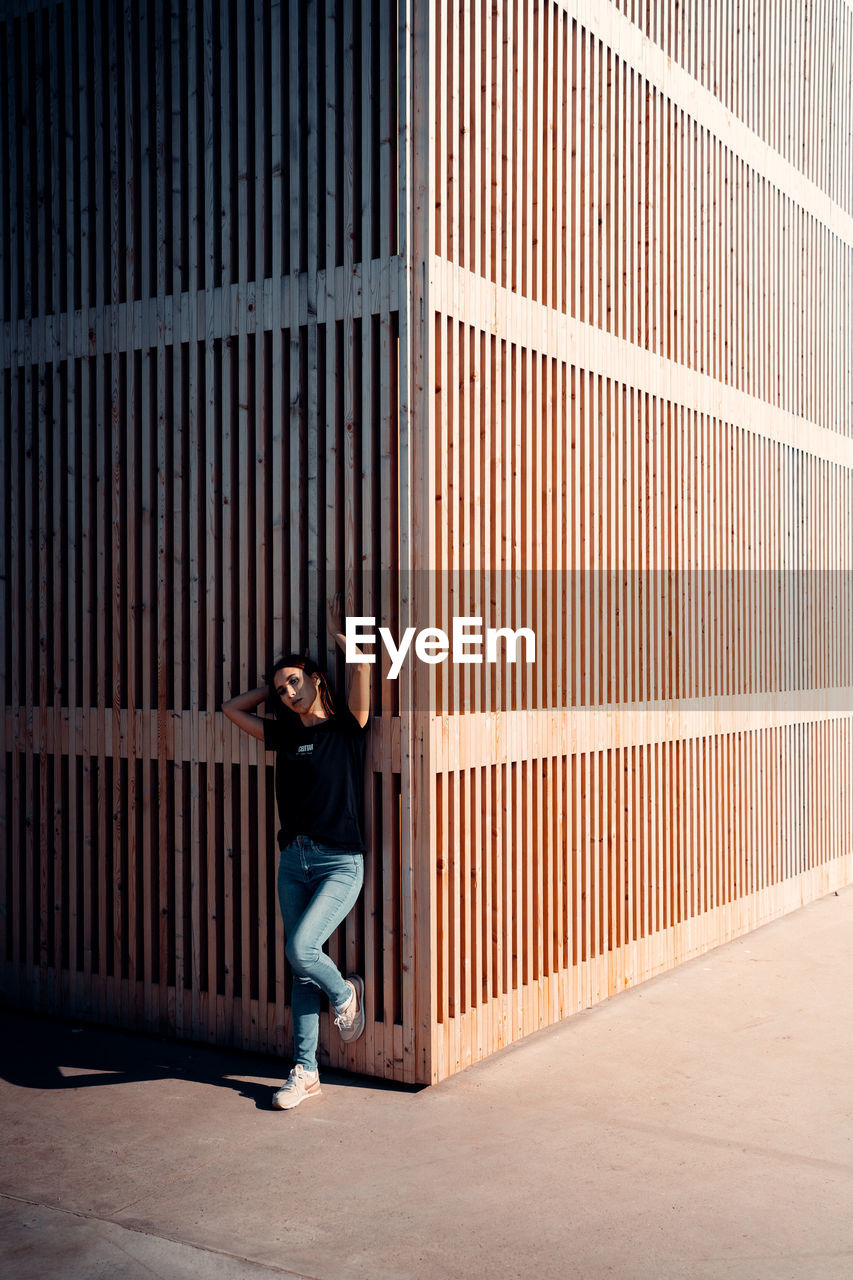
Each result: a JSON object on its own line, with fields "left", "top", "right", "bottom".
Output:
{"left": 0, "top": 1007, "right": 420, "bottom": 1110}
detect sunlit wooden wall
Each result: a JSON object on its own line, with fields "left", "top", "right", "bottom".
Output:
{"left": 416, "top": 0, "right": 853, "bottom": 1080}
{"left": 2, "top": 0, "right": 853, "bottom": 1087}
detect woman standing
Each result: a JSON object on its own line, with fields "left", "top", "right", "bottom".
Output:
{"left": 223, "top": 595, "right": 370, "bottom": 1109}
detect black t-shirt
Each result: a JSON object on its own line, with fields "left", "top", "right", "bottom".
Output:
{"left": 263, "top": 699, "right": 369, "bottom": 852}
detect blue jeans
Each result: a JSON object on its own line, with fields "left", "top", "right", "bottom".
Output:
{"left": 277, "top": 835, "right": 364, "bottom": 1071}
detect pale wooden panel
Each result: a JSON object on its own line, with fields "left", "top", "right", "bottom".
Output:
{"left": 613, "top": 0, "right": 853, "bottom": 219}
{"left": 424, "top": 0, "right": 853, "bottom": 1082}
{"left": 434, "top": 724, "right": 853, "bottom": 1072}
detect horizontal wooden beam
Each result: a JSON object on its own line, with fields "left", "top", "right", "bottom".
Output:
{"left": 429, "top": 698, "right": 853, "bottom": 772}
{"left": 431, "top": 257, "right": 853, "bottom": 470}
{"left": 3, "top": 708, "right": 402, "bottom": 774}
{"left": 0, "top": 257, "right": 405, "bottom": 369}
{"left": 11, "top": 696, "right": 853, "bottom": 773}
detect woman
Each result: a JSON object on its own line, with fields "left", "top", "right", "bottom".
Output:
{"left": 222, "top": 594, "right": 370, "bottom": 1110}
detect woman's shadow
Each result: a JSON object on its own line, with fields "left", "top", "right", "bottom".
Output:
{"left": 0, "top": 1007, "right": 413, "bottom": 1109}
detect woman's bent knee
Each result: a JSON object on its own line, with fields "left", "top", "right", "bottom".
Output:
{"left": 285, "top": 935, "right": 320, "bottom": 975}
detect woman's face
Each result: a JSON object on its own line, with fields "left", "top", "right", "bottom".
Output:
{"left": 273, "top": 666, "right": 320, "bottom": 716}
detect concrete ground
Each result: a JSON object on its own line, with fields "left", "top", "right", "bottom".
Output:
{"left": 1, "top": 889, "right": 852, "bottom": 1280}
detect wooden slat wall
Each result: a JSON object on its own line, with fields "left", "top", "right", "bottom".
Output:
{"left": 3, "top": 0, "right": 853, "bottom": 1088}
{"left": 0, "top": 0, "right": 421, "bottom": 1082}
{"left": 423, "top": 0, "right": 853, "bottom": 1080}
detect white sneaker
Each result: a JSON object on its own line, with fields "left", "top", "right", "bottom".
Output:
{"left": 272, "top": 1065, "right": 321, "bottom": 1110}
{"left": 334, "top": 974, "right": 366, "bottom": 1044}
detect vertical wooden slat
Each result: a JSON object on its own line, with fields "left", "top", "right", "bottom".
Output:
{"left": 200, "top": 0, "right": 216, "bottom": 1042}
{"left": 359, "top": 0, "right": 380, "bottom": 1070}
{"left": 186, "top": 0, "right": 205, "bottom": 1043}
{"left": 253, "top": 0, "right": 270, "bottom": 1038}
{"left": 288, "top": 0, "right": 303, "bottom": 659}
{"left": 47, "top": 29, "right": 63, "bottom": 1022}
{"left": 58, "top": 11, "right": 77, "bottom": 1009}
{"left": 3, "top": 12, "right": 18, "bottom": 993}
{"left": 322, "top": 0, "right": 343, "bottom": 1065}
{"left": 17, "top": 10, "right": 34, "bottom": 1004}
{"left": 215, "top": 0, "right": 234, "bottom": 1047}
{"left": 169, "top": 0, "right": 186, "bottom": 1038}
{"left": 33, "top": 5, "right": 51, "bottom": 1008}
{"left": 154, "top": 0, "right": 171, "bottom": 1033}
{"left": 378, "top": 0, "right": 395, "bottom": 1076}
{"left": 233, "top": 0, "right": 250, "bottom": 1051}
{"left": 137, "top": 0, "right": 154, "bottom": 1031}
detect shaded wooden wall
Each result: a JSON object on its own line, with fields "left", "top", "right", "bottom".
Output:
{"left": 0, "top": 0, "right": 423, "bottom": 1082}
{"left": 2, "top": 0, "right": 853, "bottom": 1086}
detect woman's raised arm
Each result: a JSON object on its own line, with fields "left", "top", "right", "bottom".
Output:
{"left": 327, "top": 593, "right": 371, "bottom": 728}
{"left": 222, "top": 685, "right": 269, "bottom": 742}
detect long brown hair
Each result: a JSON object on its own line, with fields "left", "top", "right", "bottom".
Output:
{"left": 267, "top": 653, "right": 336, "bottom": 721}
